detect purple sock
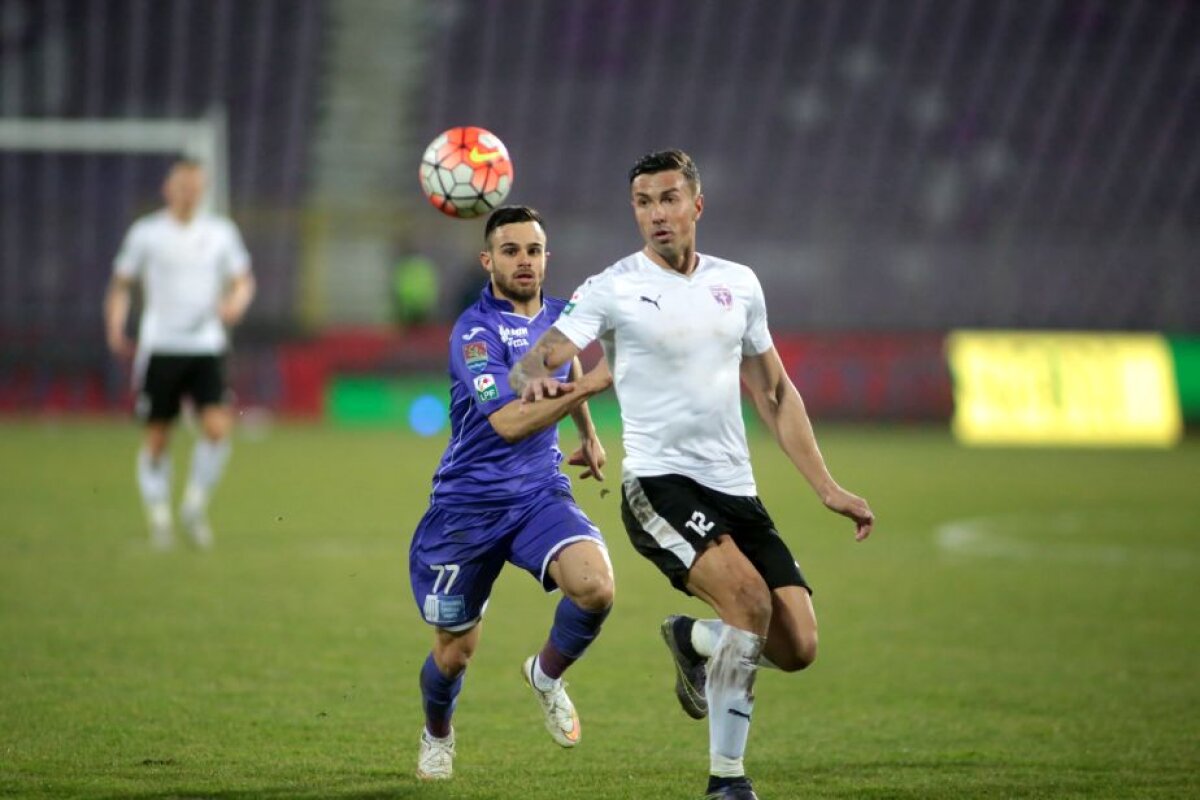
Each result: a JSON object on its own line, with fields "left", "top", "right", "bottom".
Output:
{"left": 538, "top": 597, "right": 611, "bottom": 680}
{"left": 420, "top": 653, "right": 463, "bottom": 738}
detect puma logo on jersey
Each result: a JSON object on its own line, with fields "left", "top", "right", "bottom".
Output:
{"left": 639, "top": 294, "right": 662, "bottom": 310}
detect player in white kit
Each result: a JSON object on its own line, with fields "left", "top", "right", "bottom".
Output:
{"left": 511, "top": 150, "right": 874, "bottom": 800}
{"left": 104, "top": 159, "right": 255, "bottom": 550}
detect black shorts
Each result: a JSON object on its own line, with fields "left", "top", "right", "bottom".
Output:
{"left": 136, "top": 354, "right": 229, "bottom": 422}
{"left": 620, "top": 473, "right": 810, "bottom": 596}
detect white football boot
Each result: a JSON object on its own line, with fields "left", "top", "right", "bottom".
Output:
{"left": 522, "top": 655, "right": 581, "bottom": 747}
{"left": 416, "top": 727, "right": 455, "bottom": 780}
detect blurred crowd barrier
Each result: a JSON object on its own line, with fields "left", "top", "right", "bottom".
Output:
{"left": 8, "top": 328, "right": 1197, "bottom": 447}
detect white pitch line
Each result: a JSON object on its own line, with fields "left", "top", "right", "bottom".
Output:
{"left": 934, "top": 512, "right": 1200, "bottom": 569}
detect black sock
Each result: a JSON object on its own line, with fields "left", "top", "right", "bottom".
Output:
{"left": 673, "top": 616, "right": 702, "bottom": 662}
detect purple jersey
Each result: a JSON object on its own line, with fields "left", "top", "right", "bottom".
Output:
{"left": 429, "top": 284, "right": 573, "bottom": 509}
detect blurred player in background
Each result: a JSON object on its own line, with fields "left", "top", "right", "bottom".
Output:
{"left": 511, "top": 150, "right": 874, "bottom": 800}
{"left": 410, "top": 205, "right": 614, "bottom": 781}
{"left": 104, "top": 159, "right": 255, "bottom": 551}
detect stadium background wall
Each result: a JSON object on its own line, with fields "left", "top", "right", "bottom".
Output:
{"left": 6, "top": 329, "right": 1195, "bottom": 432}
{"left": 1, "top": 0, "right": 1197, "bottom": 435}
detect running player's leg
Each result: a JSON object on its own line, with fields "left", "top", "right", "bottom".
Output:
{"left": 180, "top": 356, "right": 233, "bottom": 547}
{"left": 137, "top": 421, "right": 174, "bottom": 549}
{"left": 136, "top": 355, "right": 183, "bottom": 549}
{"left": 410, "top": 505, "right": 507, "bottom": 778}
{"left": 540, "top": 540, "right": 614, "bottom": 679}
{"left": 621, "top": 474, "right": 766, "bottom": 799}
{"left": 676, "top": 586, "right": 816, "bottom": 674}
{"left": 510, "top": 493, "right": 610, "bottom": 747}
{"left": 625, "top": 474, "right": 712, "bottom": 717}
{"left": 424, "top": 624, "right": 481, "bottom": 737}
{"left": 677, "top": 488, "right": 818, "bottom": 667}
{"left": 685, "top": 537, "right": 769, "bottom": 799}
{"left": 416, "top": 623, "right": 480, "bottom": 780}
{"left": 762, "top": 586, "right": 817, "bottom": 671}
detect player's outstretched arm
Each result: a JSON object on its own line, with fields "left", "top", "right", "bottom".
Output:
{"left": 741, "top": 347, "right": 875, "bottom": 541}
{"left": 219, "top": 273, "right": 256, "bottom": 326}
{"left": 509, "top": 327, "right": 582, "bottom": 401}
{"left": 489, "top": 360, "right": 611, "bottom": 445}
{"left": 566, "top": 357, "right": 611, "bottom": 480}
{"left": 103, "top": 276, "right": 136, "bottom": 358}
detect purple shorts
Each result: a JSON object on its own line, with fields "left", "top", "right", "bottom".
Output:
{"left": 409, "top": 487, "right": 604, "bottom": 631}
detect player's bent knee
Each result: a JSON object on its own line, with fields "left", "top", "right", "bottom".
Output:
{"left": 433, "top": 627, "right": 479, "bottom": 676}
{"left": 565, "top": 575, "right": 614, "bottom": 612}
{"left": 200, "top": 411, "right": 232, "bottom": 441}
{"left": 555, "top": 542, "right": 615, "bottom": 611}
{"left": 776, "top": 638, "right": 817, "bottom": 672}
{"left": 433, "top": 643, "right": 473, "bottom": 676}
{"left": 798, "top": 640, "right": 818, "bottom": 670}
{"left": 144, "top": 425, "right": 171, "bottom": 455}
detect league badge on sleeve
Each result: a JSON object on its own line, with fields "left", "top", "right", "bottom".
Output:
{"left": 463, "top": 341, "right": 488, "bottom": 374}
{"left": 473, "top": 374, "right": 499, "bottom": 402}
{"left": 563, "top": 289, "right": 582, "bottom": 316}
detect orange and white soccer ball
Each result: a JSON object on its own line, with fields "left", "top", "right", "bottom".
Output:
{"left": 418, "top": 126, "right": 514, "bottom": 218}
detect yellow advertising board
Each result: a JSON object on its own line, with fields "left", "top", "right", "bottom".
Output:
{"left": 947, "top": 332, "right": 1182, "bottom": 447}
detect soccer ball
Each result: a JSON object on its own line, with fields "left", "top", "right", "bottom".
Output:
{"left": 418, "top": 126, "right": 514, "bottom": 219}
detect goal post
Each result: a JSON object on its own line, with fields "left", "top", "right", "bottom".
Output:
{"left": 0, "top": 108, "right": 229, "bottom": 213}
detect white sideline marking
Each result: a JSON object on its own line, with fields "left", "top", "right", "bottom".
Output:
{"left": 934, "top": 512, "right": 1200, "bottom": 569}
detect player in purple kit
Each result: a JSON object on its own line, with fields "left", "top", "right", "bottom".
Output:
{"left": 410, "top": 206, "right": 614, "bottom": 781}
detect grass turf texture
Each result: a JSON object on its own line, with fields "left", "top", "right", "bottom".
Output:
{"left": 1, "top": 420, "right": 1198, "bottom": 799}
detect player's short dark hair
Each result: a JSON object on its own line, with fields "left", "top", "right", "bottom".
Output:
{"left": 628, "top": 149, "right": 701, "bottom": 195}
{"left": 170, "top": 157, "right": 205, "bottom": 172}
{"left": 484, "top": 205, "right": 545, "bottom": 245}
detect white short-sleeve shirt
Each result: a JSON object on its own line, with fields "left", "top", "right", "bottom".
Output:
{"left": 554, "top": 250, "right": 773, "bottom": 496}
{"left": 113, "top": 210, "right": 251, "bottom": 355}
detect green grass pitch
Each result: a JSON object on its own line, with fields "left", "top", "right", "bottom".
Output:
{"left": 1, "top": 420, "right": 1198, "bottom": 799}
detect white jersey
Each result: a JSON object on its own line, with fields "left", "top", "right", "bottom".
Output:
{"left": 113, "top": 210, "right": 251, "bottom": 355}
{"left": 555, "top": 250, "right": 773, "bottom": 495}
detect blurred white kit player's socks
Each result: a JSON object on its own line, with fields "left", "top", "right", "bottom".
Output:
{"left": 180, "top": 484, "right": 213, "bottom": 549}
{"left": 145, "top": 502, "right": 173, "bottom": 550}
{"left": 692, "top": 618, "right": 781, "bottom": 670}
{"left": 180, "top": 438, "right": 230, "bottom": 549}
{"left": 137, "top": 447, "right": 172, "bottom": 504}
{"left": 187, "top": 437, "right": 231, "bottom": 493}
{"left": 706, "top": 625, "right": 765, "bottom": 779}
{"left": 137, "top": 448, "right": 173, "bottom": 549}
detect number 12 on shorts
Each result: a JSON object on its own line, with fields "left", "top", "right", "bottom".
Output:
{"left": 685, "top": 511, "right": 714, "bottom": 536}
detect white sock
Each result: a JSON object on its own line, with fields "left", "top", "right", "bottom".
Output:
{"left": 706, "top": 625, "right": 765, "bottom": 778}
{"left": 137, "top": 447, "right": 172, "bottom": 508}
{"left": 694, "top": 617, "right": 780, "bottom": 670}
{"left": 424, "top": 727, "right": 454, "bottom": 743}
{"left": 532, "top": 656, "right": 560, "bottom": 692}
{"left": 691, "top": 618, "right": 725, "bottom": 658}
{"left": 184, "top": 437, "right": 231, "bottom": 511}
